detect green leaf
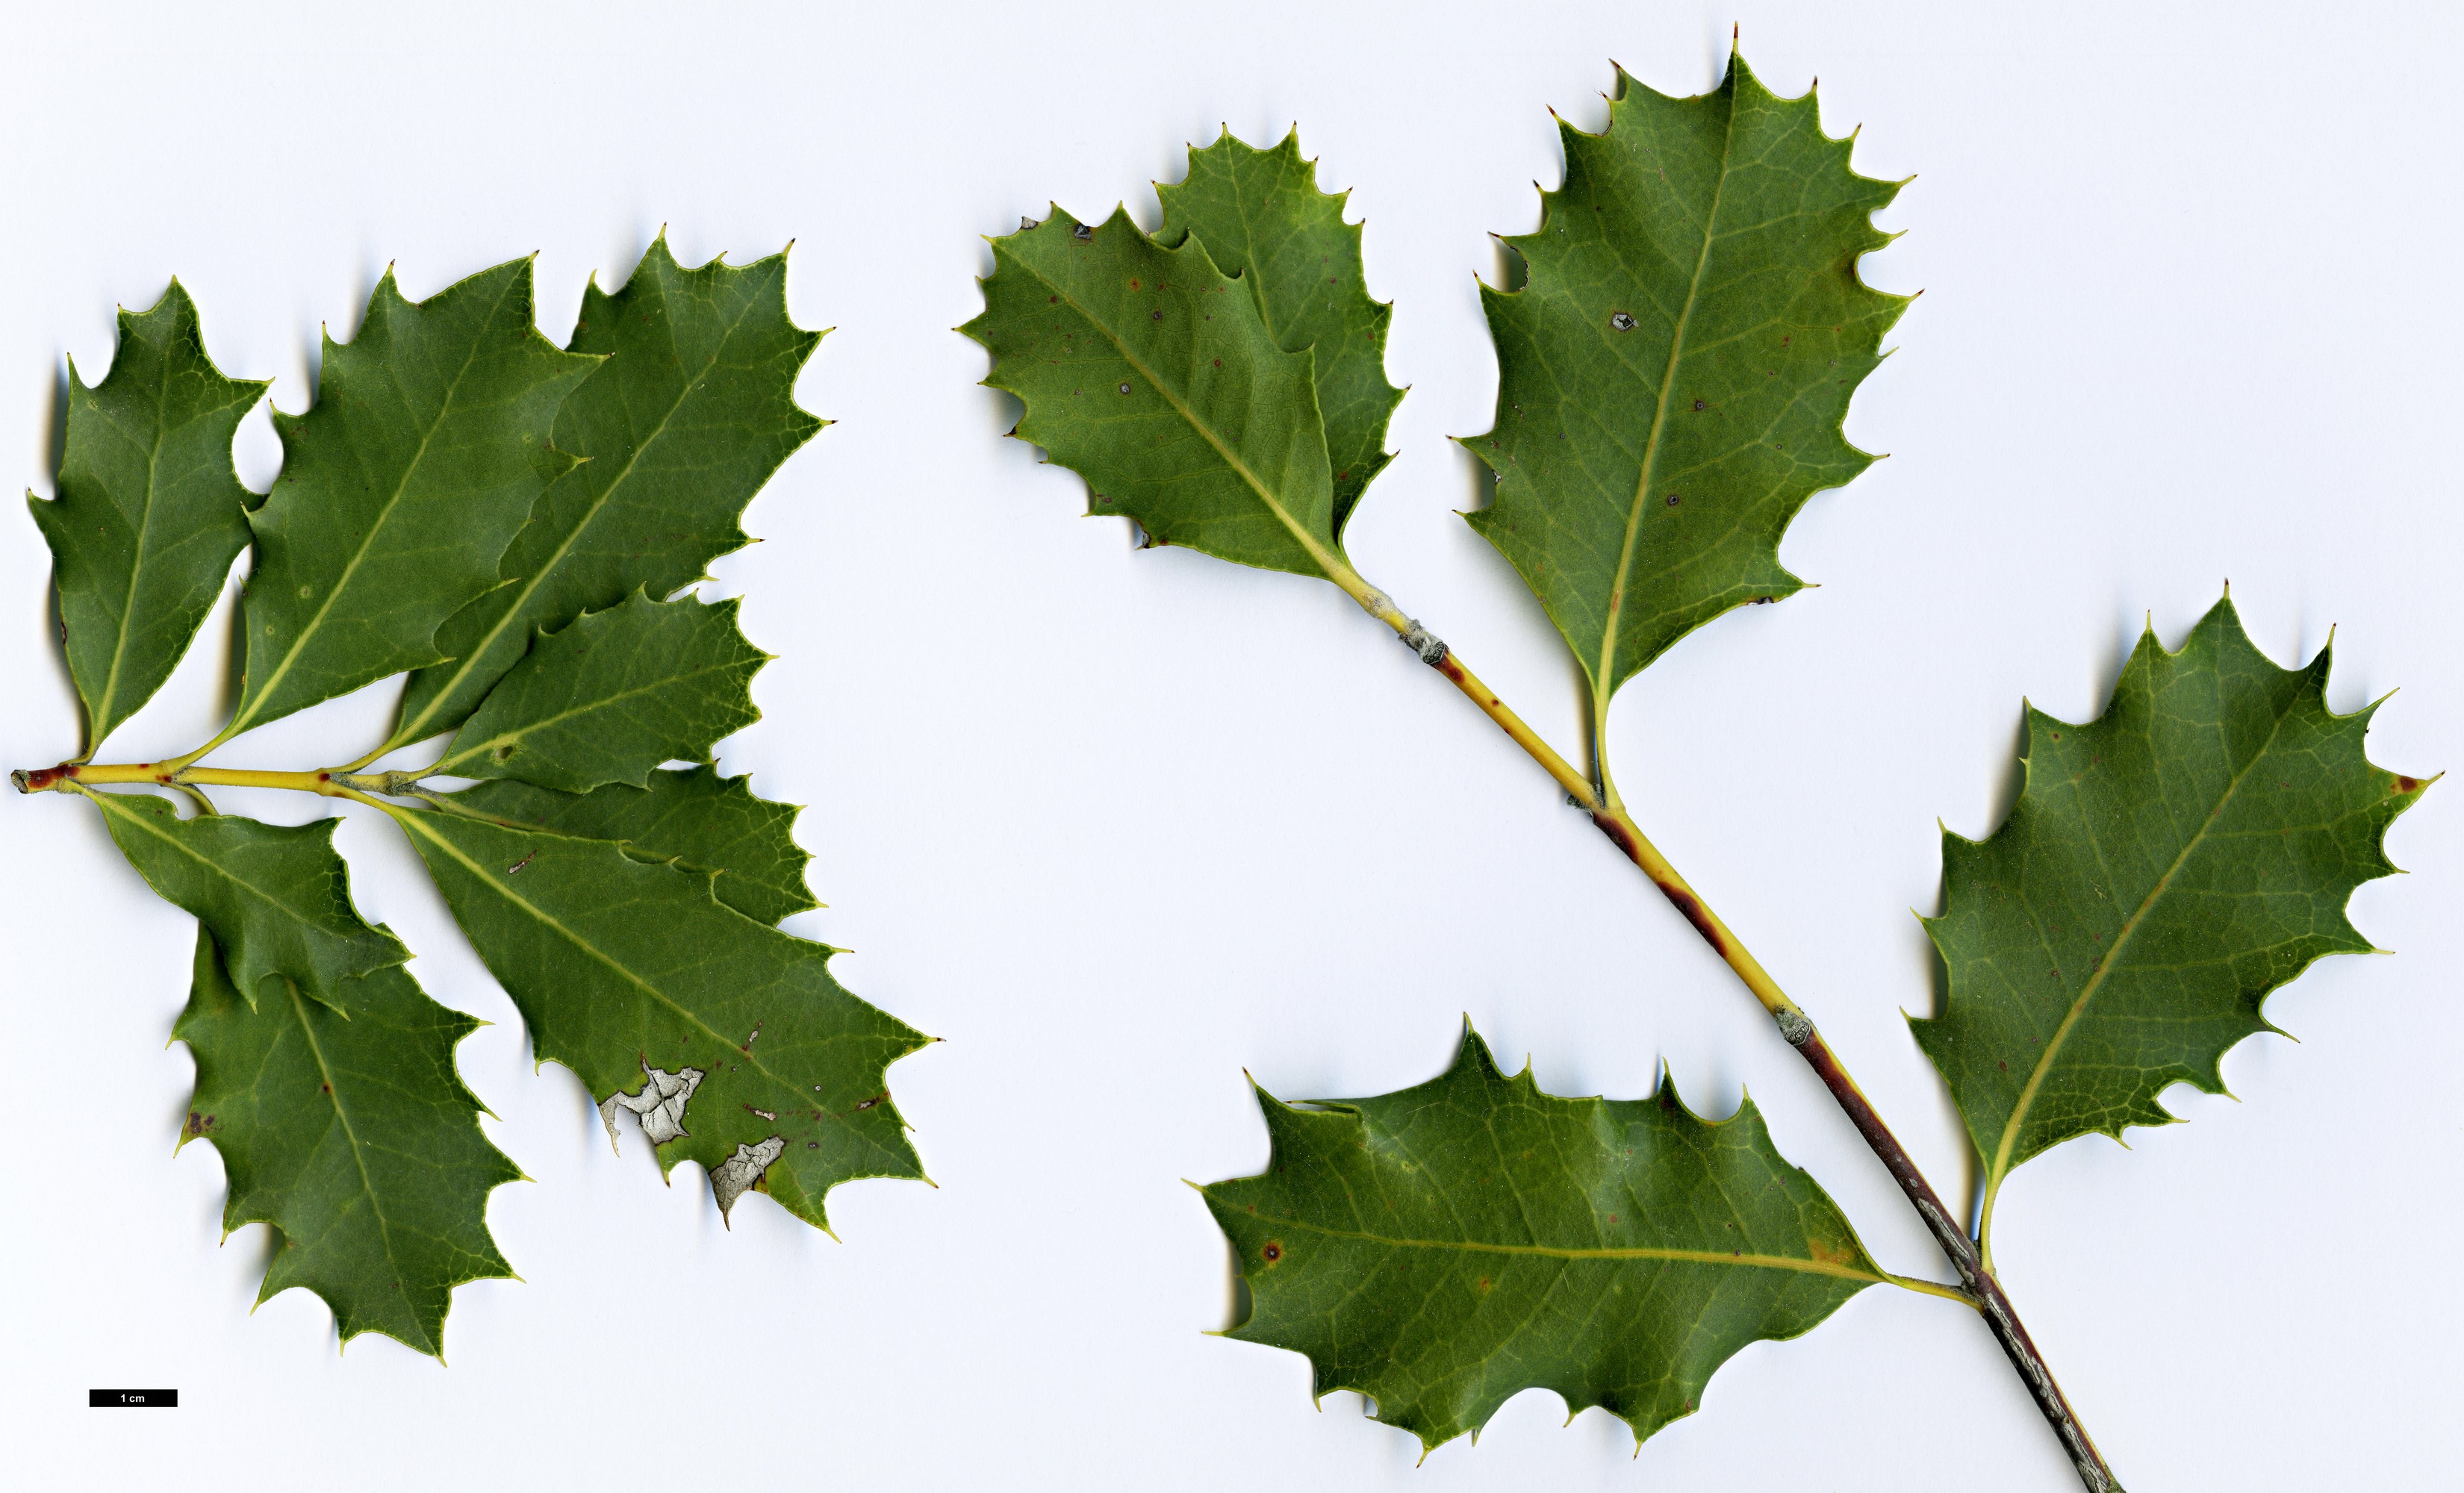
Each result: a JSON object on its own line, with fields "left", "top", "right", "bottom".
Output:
{"left": 960, "top": 207, "right": 1347, "bottom": 579}
{"left": 1157, "top": 131, "right": 1400, "bottom": 535}
{"left": 1466, "top": 50, "right": 1907, "bottom": 705}
{"left": 430, "top": 593, "right": 766, "bottom": 793}
{"left": 1911, "top": 596, "right": 2429, "bottom": 1228}
{"left": 175, "top": 930, "right": 518, "bottom": 1359}
{"left": 1202, "top": 1025, "right": 1882, "bottom": 1453}
{"left": 388, "top": 239, "right": 823, "bottom": 752}
{"left": 445, "top": 767, "right": 817, "bottom": 927}
{"left": 28, "top": 281, "right": 268, "bottom": 754}
{"left": 228, "top": 258, "right": 600, "bottom": 738}
{"left": 393, "top": 805, "right": 927, "bottom": 1228}
{"left": 80, "top": 789, "right": 406, "bottom": 1012}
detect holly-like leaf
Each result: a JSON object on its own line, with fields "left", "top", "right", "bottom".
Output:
{"left": 28, "top": 282, "right": 269, "bottom": 755}
{"left": 446, "top": 767, "right": 815, "bottom": 926}
{"left": 961, "top": 207, "right": 1347, "bottom": 579}
{"left": 78, "top": 788, "right": 405, "bottom": 1012}
{"left": 175, "top": 930, "right": 518, "bottom": 1358}
{"left": 429, "top": 593, "right": 765, "bottom": 793}
{"left": 1157, "top": 131, "right": 1400, "bottom": 534}
{"left": 387, "top": 239, "right": 823, "bottom": 753}
{"left": 392, "top": 805, "right": 927, "bottom": 1227}
{"left": 1466, "top": 50, "right": 1907, "bottom": 703}
{"left": 1203, "top": 1025, "right": 1882, "bottom": 1453}
{"left": 1912, "top": 596, "right": 2429, "bottom": 1229}
{"left": 226, "top": 258, "right": 599, "bottom": 738}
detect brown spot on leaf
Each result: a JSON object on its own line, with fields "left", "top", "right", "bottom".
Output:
{"left": 1260, "top": 1241, "right": 1284, "bottom": 1265}
{"left": 2395, "top": 775, "right": 2423, "bottom": 794}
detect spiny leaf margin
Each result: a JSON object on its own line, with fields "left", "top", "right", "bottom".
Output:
{"left": 961, "top": 205, "right": 1345, "bottom": 579}
{"left": 1465, "top": 48, "right": 1908, "bottom": 703}
{"left": 1156, "top": 128, "right": 1401, "bottom": 537}
{"left": 1203, "top": 1023, "right": 1881, "bottom": 1453}
{"left": 1912, "top": 594, "right": 2430, "bottom": 1205}
{"left": 176, "top": 930, "right": 520, "bottom": 1359}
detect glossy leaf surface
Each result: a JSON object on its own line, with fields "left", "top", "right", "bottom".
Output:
{"left": 83, "top": 790, "right": 405, "bottom": 1012}
{"left": 1913, "top": 597, "right": 2427, "bottom": 1212}
{"left": 1157, "top": 131, "right": 1400, "bottom": 534}
{"left": 391, "top": 239, "right": 821, "bottom": 751}
{"left": 447, "top": 767, "right": 815, "bottom": 926}
{"left": 230, "top": 259, "right": 597, "bottom": 737}
{"left": 1466, "top": 52, "right": 1906, "bottom": 700}
{"left": 176, "top": 932, "right": 517, "bottom": 1357}
{"left": 962, "top": 207, "right": 1343, "bottom": 579}
{"left": 28, "top": 283, "right": 267, "bottom": 753}
{"left": 435, "top": 593, "right": 766, "bottom": 793}
{"left": 1203, "top": 1026, "right": 1880, "bottom": 1452}
{"left": 395, "top": 806, "right": 927, "bottom": 1227}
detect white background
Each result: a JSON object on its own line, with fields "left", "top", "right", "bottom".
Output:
{"left": 3, "top": 2, "right": 2456, "bottom": 1488}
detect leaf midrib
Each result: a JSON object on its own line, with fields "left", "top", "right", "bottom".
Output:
{"left": 1007, "top": 246, "right": 1343, "bottom": 580}
{"left": 1233, "top": 1208, "right": 1879, "bottom": 1284}
{"left": 435, "top": 638, "right": 756, "bottom": 775}
{"left": 1985, "top": 691, "right": 2304, "bottom": 1194}
{"left": 281, "top": 976, "right": 435, "bottom": 1353}
{"left": 1596, "top": 91, "right": 1737, "bottom": 703}
{"left": 90, "top": 361, "right": 176, "bottom": 743}
{"left": 391, "top": 284, "right": 768, "bottom": 749}
{"left": 233, "top": 274, "right": 517, "bottom": 735}
{"left": 84, "top": 789, "right": 385, "bottom": 980}
{"left": 396, "top": 809, "right": 892, "bottom": 1147}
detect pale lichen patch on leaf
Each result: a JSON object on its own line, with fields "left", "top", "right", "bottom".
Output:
{"left": 599, "top": 1062, "right": 705, "bottom": 1151}
{"left": 712, "top": 1136, "right": 786, "bottom": 1222}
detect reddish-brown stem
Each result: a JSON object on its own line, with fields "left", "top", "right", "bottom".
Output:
{"left": 1790, "top": 1029, "right": 2120, "bottom": 1492}
{"left": 1583, "top": 785, "right": 2121, "bottom": 1489}
{"left": 1579, "top": 764, "right": 2122, "bottom": 1490}
{"left": 1335, "top": 586, "right": 2123, "bottom": 1491}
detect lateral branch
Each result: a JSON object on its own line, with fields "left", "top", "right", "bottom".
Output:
{"left": 1331, "top": 573, "right": 2124, "bottom": 1493}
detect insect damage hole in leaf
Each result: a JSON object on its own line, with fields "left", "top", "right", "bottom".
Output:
{"left": 16, "top": 237, "right": 933, "bottom": 1357}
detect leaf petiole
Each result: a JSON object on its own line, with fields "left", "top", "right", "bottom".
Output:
{"left": 1333, "top": 579, "right": 2122, "bottom": 1492}
{"left": 1880, "top": 1271, "right": 1980, "bottom": 1309}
